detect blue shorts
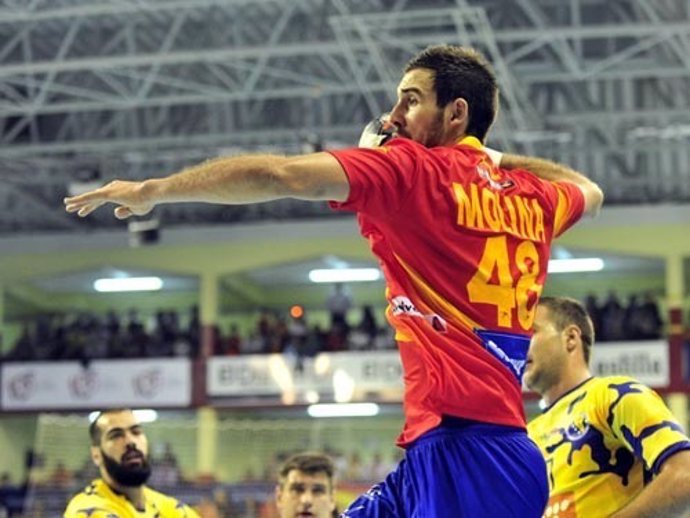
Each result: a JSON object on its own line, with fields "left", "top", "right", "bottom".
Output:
{"left": 341, "top": 418, "right": 548, "bottom": 518}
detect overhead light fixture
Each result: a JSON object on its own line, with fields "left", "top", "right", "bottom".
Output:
{"left": 307, "top": 403, "right": 380, "bottom": 418}
{"left": 628, "top": 124, "right": 690, "bottom": 140}
{"left": 93, "top": 276, "right": 163, "bottom": 292}
{"left": 308, "top": 268, "right": 381, "bottom": 283}
{"left": 547, "top": 258, "right": 604, "bottom": 273}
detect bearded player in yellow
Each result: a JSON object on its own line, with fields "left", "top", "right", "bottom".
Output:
{"left": 64, "top": 409, "right": 199, "bottom": 518}
{"left": 526, "top": 297, "right": 690, "bottom": 518}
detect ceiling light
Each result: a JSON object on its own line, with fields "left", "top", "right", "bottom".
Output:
{"left": 93, "top": 276, "right": 163, "bottom": 292}
{"left": 307, "top": 403, "right": 380, "bottom": 418}
{"left": 308, "top": 268, "right": 381, "bottom": 283}
{"left": 547, "top": 258, "right": 604, "bottom": 273}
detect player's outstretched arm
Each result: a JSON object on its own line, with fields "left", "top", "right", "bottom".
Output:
{"left": 610, "top": 449, "right": 690, "bottom": 518}
{"left": 64, "top": 152, "right": 350, "bottom": 219}
{"left": 499, "top": 153, "right": 604, "bottom": 217}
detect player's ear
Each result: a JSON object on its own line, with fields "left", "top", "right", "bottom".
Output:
{"left": 448, "top": 98, "right": 469, "bottom": 126}
{"left": 563, "top": 325, "right": 581, "bottom": 353}
{"left": 90, "top": 445, "right": 102, "bottom": 467}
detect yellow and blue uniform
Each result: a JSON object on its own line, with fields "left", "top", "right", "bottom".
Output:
{"left": 64, "top": 478, "right": 199, "bottom": 518}
{"left": 528, "top": 376, "right": 690, "bottom": 518}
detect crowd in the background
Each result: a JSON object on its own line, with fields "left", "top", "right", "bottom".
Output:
{"left": 2, "top": 306, "right": 200, "bottom": 362}
{"left": 214, "top": 304, "right": 395, "bottom": 358}
{"left": 584, "top": 290, "right": 664, "bottom": 342}
{"left": 0, "top": 290, "right": 668, "bottom": 363}
{"left": 1, "top": 301, "right": 396, "bottom": 362}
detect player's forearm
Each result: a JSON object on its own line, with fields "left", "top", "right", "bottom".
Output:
{"left": 501, "top": 154, "right": 590, "bottom": 188}
{"left": 500, "top": 153, "right": 604, "bottom": 215}
{"left": 610, "top": 459, "right": 690, "bottom": 518}
{"left": 143, "top": 154, "right": 293, "bottom": 205}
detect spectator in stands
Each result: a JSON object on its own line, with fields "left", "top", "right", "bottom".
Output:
{"left": 275, "top": 453, "right": 337, "bottom": 518}
{"left": 344, "top": 453, "right": 364, "bottom": 482}
{"left": 4, "top": 324, "right": 34, "bottom": 361}
{"left": 363, "top": 452, "right": 395, "bottom": 483}
{"left": 326, "top": 283, "right": 352, "bottom": 336}
{"left": 148, "top": 443, "right": 181, "bottom": 488}
{"left": 638, "top": 291, "right": 664, "bottom": 339}
{"left": 220, "top": 324, "right": 242, "bottom": 355}
{"left": 600, "top": 290, "right": 626, "bottom": 341}
{"left": 63, "top": 408, "right": 199, "bottom": 517}
{"left": 358, "top": 305, "right": 379, "bottom": 342}
{"left": 50, "top": 461, "right": 74, "bottom": 488}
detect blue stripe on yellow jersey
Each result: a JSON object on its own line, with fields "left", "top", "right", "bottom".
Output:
{"left": 528, "top": 376, "right": 690, "bottom": 518}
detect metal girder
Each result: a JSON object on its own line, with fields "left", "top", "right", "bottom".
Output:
{"left": 0, "top": 0, "right": 689, "bottom": 236}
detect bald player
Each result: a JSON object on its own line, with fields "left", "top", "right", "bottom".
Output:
{"left": 64, "top": 409, "right": 199, "bottom": 518}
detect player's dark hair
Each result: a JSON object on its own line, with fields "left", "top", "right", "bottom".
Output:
{"left": 405, "top": 45, "right": 498, "bottom": 142}
{"left": 278, "top": 452, "right": 335, "bottom": 488}
{"left": 539, "top": 297, "right": 595, "bottom": 364}
{"left": 89, "top": 408, "right": 130, "bottom": 446}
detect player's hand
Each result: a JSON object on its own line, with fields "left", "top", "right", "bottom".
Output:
{"left": 359, "top": 113, "right": 398, "bottom": 148}
{"left": 483, "top": 146, "right": 503, "bottom": 166}
{"left": 63, "top": 180, "right": 155, "bottom": 219}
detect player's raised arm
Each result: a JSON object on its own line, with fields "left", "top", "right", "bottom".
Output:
{"left": 500, "top": 153, "right": 604, "bottom": 217}
{"left": 63, "top": 152, "right": 350, "bottom": 219}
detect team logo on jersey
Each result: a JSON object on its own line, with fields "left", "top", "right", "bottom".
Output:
{"left": 565, "top": 414, "right": 591, "bottom": 441}
{"left": 391, "top": 296, "right": 447, "bottom": 332}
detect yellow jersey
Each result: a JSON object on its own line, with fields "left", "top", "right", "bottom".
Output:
{"left": 64, "top": 478, "right": 200, "bottom": 518}
{"left": 528, "top": 376, "right": 690, "bottom": 518}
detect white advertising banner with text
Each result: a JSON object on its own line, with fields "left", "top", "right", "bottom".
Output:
{"left": 209, "top": 342, "right": 671, "bottom": 402}
{"left": 207, "top": 351, "right": 403, "bottom": 400}
{"left": 1, "top": 359, "right": 192, "bottom": 410}
{"left": 590, "top": 340, "right": 669, "bottom": 387}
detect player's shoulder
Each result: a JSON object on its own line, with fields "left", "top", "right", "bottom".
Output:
{"left": 144, "top": 486, "right": 199, "bottom": 517}
{"left": 594, "top": 375, "right": 649, "bottom": 392}
{"left": 63, "top": 480, "right": 117, "bottom": 518}
{"left": 590, "top": 376, "right": 664, "bottom": 408}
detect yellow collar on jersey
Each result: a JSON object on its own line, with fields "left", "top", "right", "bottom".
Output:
{"left": 457, "top": 135, "right": 483, "bottom": 149}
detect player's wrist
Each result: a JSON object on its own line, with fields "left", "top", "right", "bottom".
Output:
{"left": 140, "top": 178, "right": 165, "bottom": 203}
{"left": 483, "top": 147, "right": 503, "bottom": 166}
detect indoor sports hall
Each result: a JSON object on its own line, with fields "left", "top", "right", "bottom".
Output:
{"left": 1, "top": 1, "right": 689, "bottom": 517}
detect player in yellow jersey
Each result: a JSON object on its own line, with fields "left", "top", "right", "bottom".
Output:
{"left": 64, "top": 408, "right": 199, "bottom": 518}
{"left": 526, "top": 296, "right": 690, "bottom": 518}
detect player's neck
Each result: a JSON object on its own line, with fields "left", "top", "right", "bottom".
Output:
{"left": 543, "top": 368, "right": 592, "bottom": 407}
{"left": 104, "top": 477, "right": 146, "bottom": 510}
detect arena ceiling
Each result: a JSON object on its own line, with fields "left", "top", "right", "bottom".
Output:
{"left": 1, "top": 0, "right": 689, "bottom": 237}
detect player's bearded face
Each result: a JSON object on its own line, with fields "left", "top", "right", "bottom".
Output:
{"left": 101, "top": 445, "right": 151, "bottom": 487}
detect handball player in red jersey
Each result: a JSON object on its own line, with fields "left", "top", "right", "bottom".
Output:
{"left": 65, "top": 45, "right": 603, "bottom": 517}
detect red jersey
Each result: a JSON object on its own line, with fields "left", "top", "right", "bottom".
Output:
{"left": 328, "top": 136, "right": 585, "bottom": 446}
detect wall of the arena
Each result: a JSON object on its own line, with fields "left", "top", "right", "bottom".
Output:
{"left": 0, "top": 415, "right": 36, "bottom": 484}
